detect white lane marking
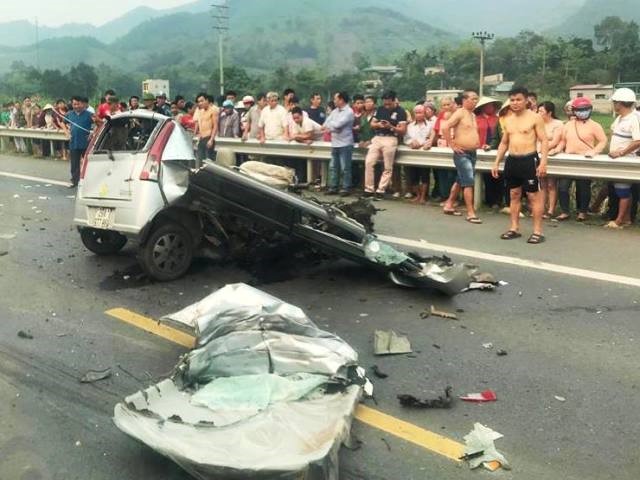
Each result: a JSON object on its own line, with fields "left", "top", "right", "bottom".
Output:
{"left": 0, "top": 171, "right": 70, "bottom": 187}
{"left": 379, "top": 234, "right": 640, "bottom": 288}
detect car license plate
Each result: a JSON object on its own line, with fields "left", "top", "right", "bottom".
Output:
{"left": 89, "top": 207, "right": 115, "bottom": 229}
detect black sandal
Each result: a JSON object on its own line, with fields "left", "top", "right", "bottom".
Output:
{"left": 500, "top": 230, "right": 522, "bottom": 240}
{"left": 527, "top": 233, "right": 546, "bottom": 244}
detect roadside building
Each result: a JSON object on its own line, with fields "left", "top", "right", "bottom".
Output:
{"left": 569, "top": 84, "right": 614, "bottom": 114}
{"left": 142, "top": 79, "right": 171, "bottom": 100}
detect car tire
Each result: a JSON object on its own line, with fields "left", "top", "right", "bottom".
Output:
{"left": 80, "top": 228, "right": 128, "bottom": 255}
{"left": 139, "top": 222, "right": 193, "bottom": 282}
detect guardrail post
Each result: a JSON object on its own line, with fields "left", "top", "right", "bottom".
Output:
{"left": 216, "top": 148, "right": 237, "bottom": 168}
{"left": 474, "top": 171, "right": 483, "bottom": 211}
{"left": 0, "top": 136, "right": 6, "bottom": 153}
{"left": 321, "top": 162, "right": 328, "bottom": 187}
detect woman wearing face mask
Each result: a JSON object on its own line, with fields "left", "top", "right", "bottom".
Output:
{"left": 555, "top": 97, "right": 607, "bottom": 221}
{"left": 538, "top": 102, "right": 564, "bottom": 218}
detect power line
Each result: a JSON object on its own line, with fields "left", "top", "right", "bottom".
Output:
{"left": 211, "top": 1, "right": 229, "bottom": 97}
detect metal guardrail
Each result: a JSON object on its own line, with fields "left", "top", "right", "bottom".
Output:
{"left": 3, "top": 127, "right": 639, "bottom": 184}
{"left": 215, "top": 138, "right": 640, "bottom": 183}
{"left": 0, "top": 126, "right": 67, "bottom": 141}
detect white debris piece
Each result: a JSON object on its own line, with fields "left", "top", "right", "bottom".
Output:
{"left": 463, "top": 423, "right": 511, "bottom": 470}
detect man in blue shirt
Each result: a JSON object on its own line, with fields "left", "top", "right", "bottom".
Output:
{"left": 62, "top": 96, "right": 93, "bottom": 187}
{"left": 323, "top": 92, "right": 355, "bottom": 196}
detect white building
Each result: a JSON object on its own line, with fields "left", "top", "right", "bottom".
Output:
{"left": 142, "top": 79, "right": 171, "bottom": 99}
{"left": 569, "top": 84, "right": 613, "bottom": 114}
{"left": 426, "top": 89, "right": 463, "bottom": 104}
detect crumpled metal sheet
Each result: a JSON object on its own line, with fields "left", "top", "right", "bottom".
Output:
{"left": 113, "top": 284, "right": 363, "bottom": 480}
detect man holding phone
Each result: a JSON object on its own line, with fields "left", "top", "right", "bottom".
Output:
{"left": 364, "top": 90, "right": 407, "bottom": 198}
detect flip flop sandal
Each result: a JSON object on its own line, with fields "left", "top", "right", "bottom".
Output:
{"left": 500, "top": 230, "right": 522, "bottom": 240}
{"left": 443, "top": 209, "right": 462, "bottom": 216}
{"left": 466, "top": 216, "right": 483, "bottom": 224}
{"left": 527, "top": 233, "right": 546, "bottom": 244}
{"left": 554, "top": 214, "right": 570, "bottom": 221}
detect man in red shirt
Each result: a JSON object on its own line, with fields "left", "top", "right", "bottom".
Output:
{"left": 96, "top": 89, "right": 116, "bottom": 125}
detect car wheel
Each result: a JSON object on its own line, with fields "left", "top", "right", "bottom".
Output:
{"left": 80, "top": 228, "right": 127, "bottom": 255}
{"left": 140, "top": 222, "right": 193, "bottom": 281}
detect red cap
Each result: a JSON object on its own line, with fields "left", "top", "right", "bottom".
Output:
{"left": 571, "top": 97, "right": 592, "bottom": 109}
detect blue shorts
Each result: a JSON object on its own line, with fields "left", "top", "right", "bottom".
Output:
{"left": 453, "top": 150, "right": 477, "bottom": 188}
{"left": 614, "top": 183, "right": 632, "bottom": 199}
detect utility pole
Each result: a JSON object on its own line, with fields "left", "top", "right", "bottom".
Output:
{"left": 35, "top": 17, "right": 40, "bottom": 70}
{"left": 472, "top": 31, "right": 494, "bottom": 96}
{"left": 211, "top": 1, "right": 229, "bottom": 97}
{"left": 542, "top": 44, "right": 547, "bottom": 79}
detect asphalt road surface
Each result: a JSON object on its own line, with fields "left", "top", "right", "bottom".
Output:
{"left": 1, "top": 153, "right": 639, "bottom": 480}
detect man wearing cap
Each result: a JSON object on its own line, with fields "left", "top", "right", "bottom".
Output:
{"left": 606, "top": 88, "right": 640, "bottom": 228}
{"left": 154, "top": 92, "right": 171, "bottom": 116}
{"left": 141, "top": 93, "right": 156, "bottom": 110}
{"left": 218, "top": 100, "right": 241, "bottom": 138}
{"left": 555, "top": 97, "right": 607, "bottom": 221}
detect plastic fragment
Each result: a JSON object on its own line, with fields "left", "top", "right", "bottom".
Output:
{"left": 460, "top": 390, "right": 497, "bottom": 402}
{"left": 80, "top": 368, "right": 112, "bottom": 383}
{"left": 430, "top": 305, "right": 458, "bottom": 320}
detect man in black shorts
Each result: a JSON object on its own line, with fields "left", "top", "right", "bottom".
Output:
{"left": 491, "top": 87, "right": 548, "bottom": 244}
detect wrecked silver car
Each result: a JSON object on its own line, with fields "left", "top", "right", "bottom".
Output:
{"left": 74, "top": 111, "right": 473, "bottom": 294}
{"left": 114, "top": 283, "right": 367, "bottom": 479}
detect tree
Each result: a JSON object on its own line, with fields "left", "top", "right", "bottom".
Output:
{"left": 67, "top": 63, "right": 98, "bottom": 99}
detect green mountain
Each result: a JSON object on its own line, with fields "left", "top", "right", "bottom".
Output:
{"left": 550, "top": 0, "right": 640, "bottom": 38}
{"left": 0, "top": 6, "right": 454, "bottom": 74}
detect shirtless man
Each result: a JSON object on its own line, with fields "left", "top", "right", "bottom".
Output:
{"left": 491, "top": 87, "right": 548, "bottom": 243}
{"left": 442, "top": 90, "right": 481, "bottom": 223}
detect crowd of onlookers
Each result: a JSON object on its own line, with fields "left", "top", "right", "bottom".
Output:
{"left": 3, "top": 85, "right": 640, "bottom": 234}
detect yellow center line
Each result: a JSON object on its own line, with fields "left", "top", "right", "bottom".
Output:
{"left": 106, "top": 307, "right": 195, "bottom": 348}
{"left": 106, "top": 307, "right": 465, "bottom": 462}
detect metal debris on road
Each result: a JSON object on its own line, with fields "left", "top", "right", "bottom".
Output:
{"left": 17, "top": 330, "right": 34, "bottom": 339}
{"left": 482, "top": 342, "right": 494, "bottom": 349}
{"left": 114, "top": 283, "right": 367, "bottom": 480}
{"left": 429, "top": 305, "right": 458, "bottom": 320}
{"left": 463, "top": 423, "right": 510, "bottom": 471}
{"left": 460, "top": 390, "right": 497, "bottom": 402}
{"left": 554, "top": 395, "right": 567, "bottom": 402}
{"left": 373, "top": 330, "right": 412, "bottom": 355}
{"left": 462, "top": 282, "right": 496, "bottom": 292}
{"left": 397, "top": 386, "right": 453, "bottom": 409}
{"left": 496, "top": 349, "right": 508, "bottom": 356}
{"left": 80, "top": 368, "right": 112, "bottom": 383}
{"left": 370, "top": 365, "right": 389, "bottom": 379}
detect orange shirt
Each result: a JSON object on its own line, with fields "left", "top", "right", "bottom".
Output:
{"left": 562, "top": 119, "right": 607, "bottom": 155}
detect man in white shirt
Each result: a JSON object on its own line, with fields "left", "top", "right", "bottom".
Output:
{"left": 404, "top": 105, "right": 435, "bottom": 204}
{"left": 286, "top": 107, "right": 322, "bottom": 144}
{"left": 606, "top": 88, "right": 640, "bottom": 228}
{"left": 258, "top": 92, "right": 288, "bottom": 142}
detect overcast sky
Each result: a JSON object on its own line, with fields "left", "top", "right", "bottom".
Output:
{"left": 3, "top": 0, "right": 193, "bottom": 26}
